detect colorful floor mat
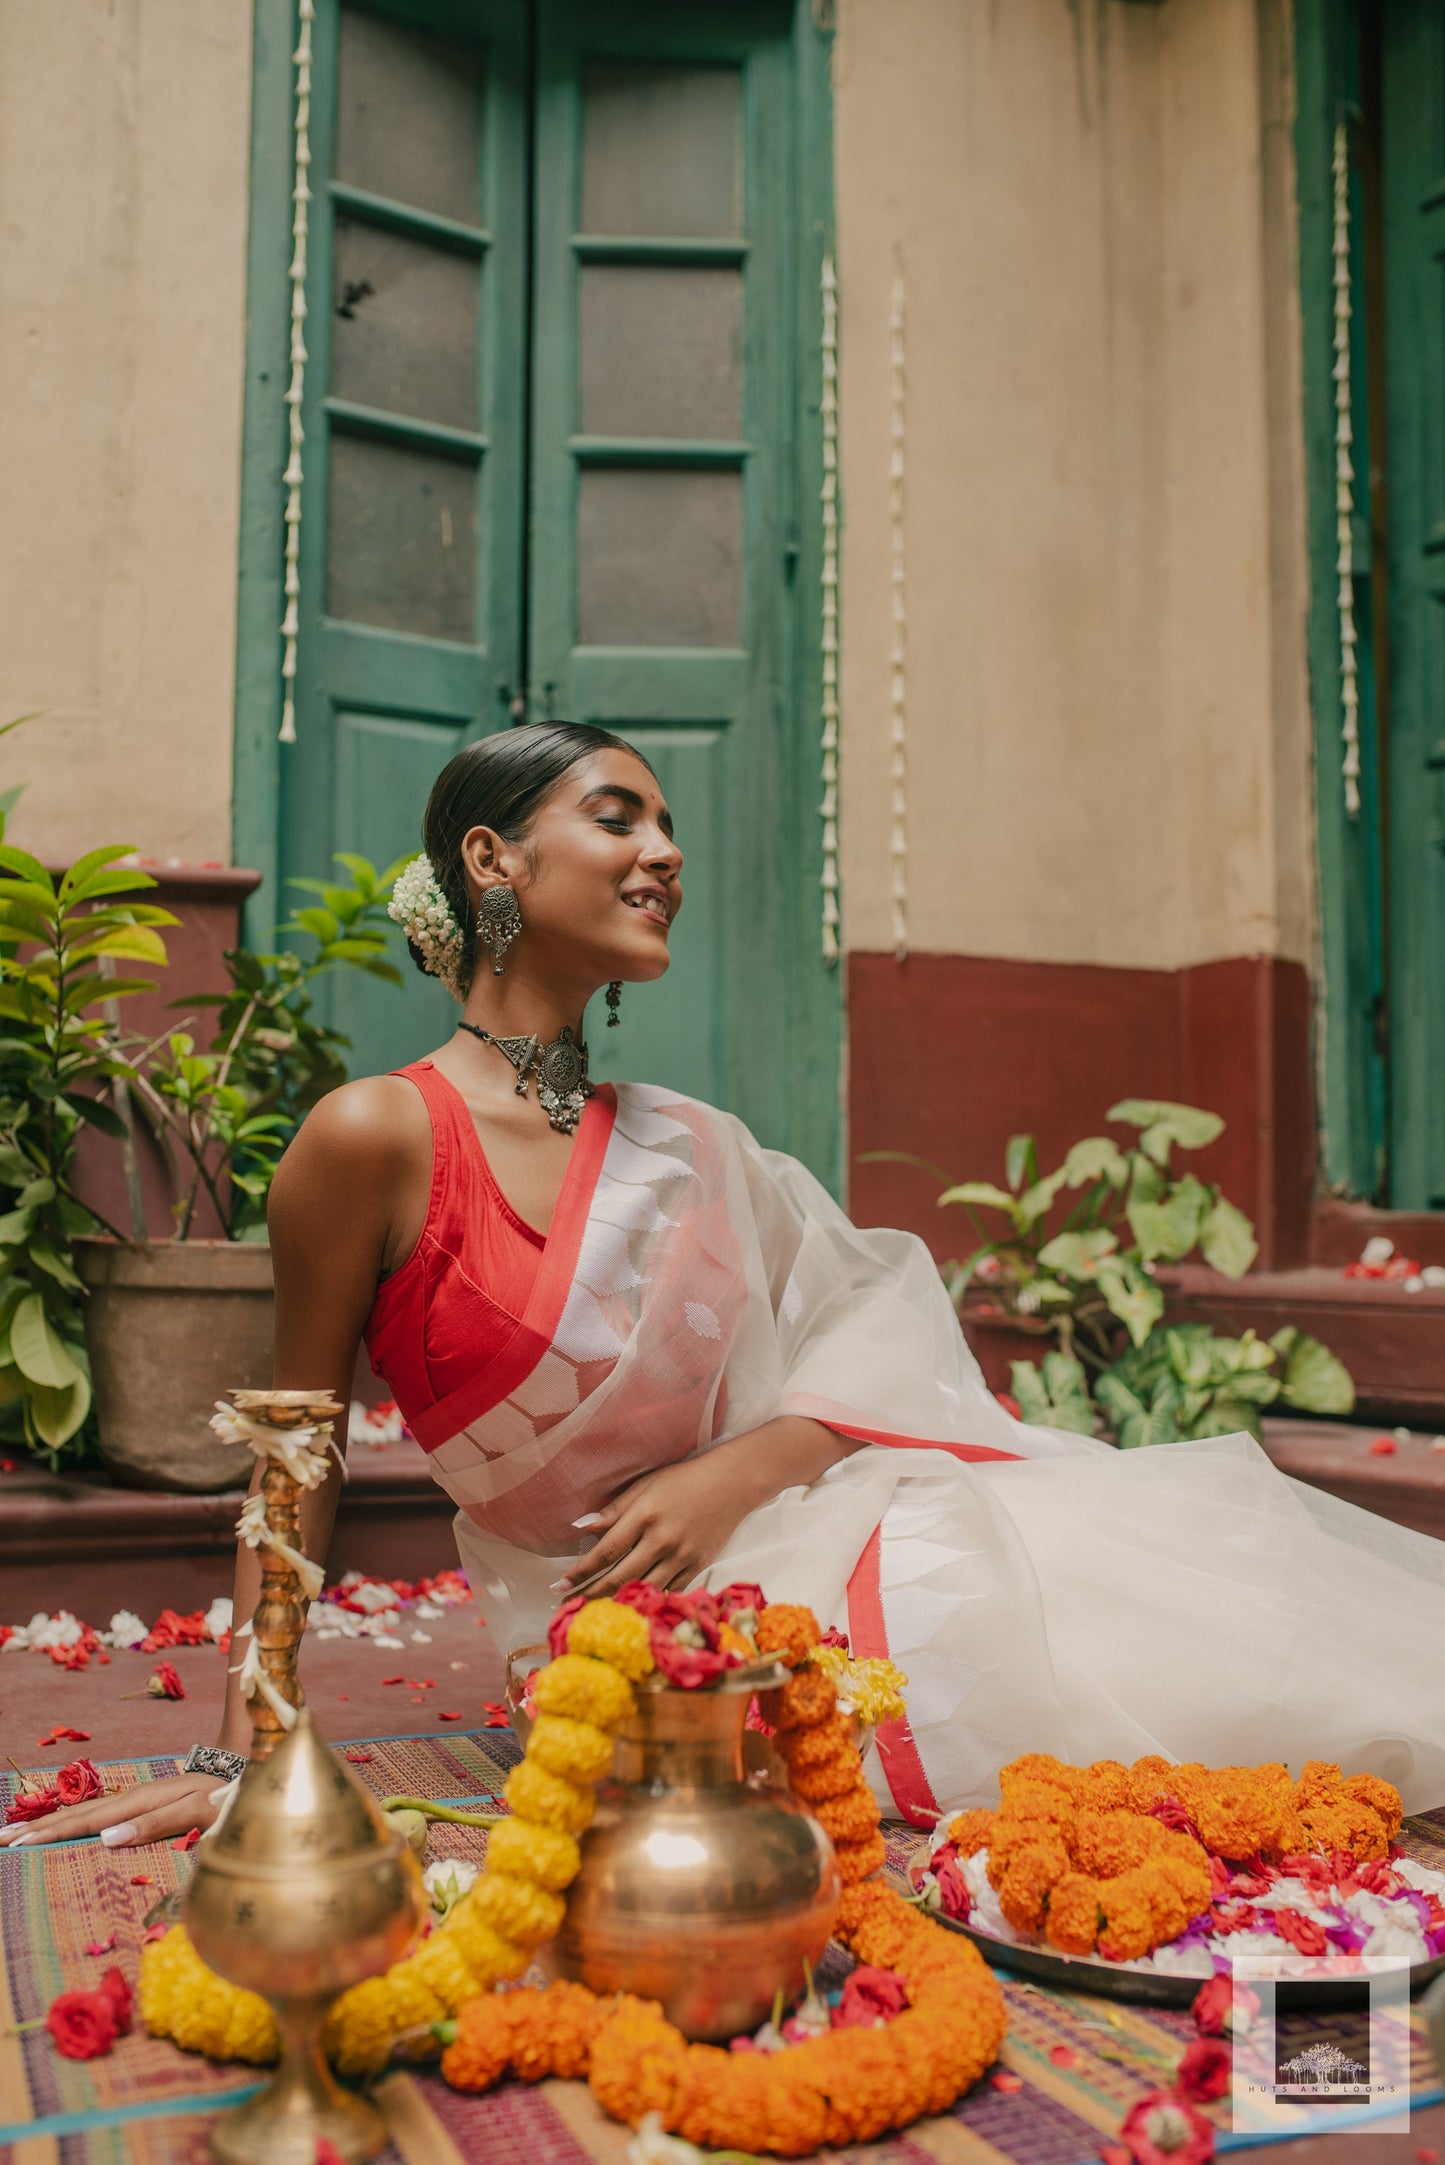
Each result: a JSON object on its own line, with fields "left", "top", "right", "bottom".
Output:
{"left": 2, "top": 1740, "right": 1442, "bottom": 2164}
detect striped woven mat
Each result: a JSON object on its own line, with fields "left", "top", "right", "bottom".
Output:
{"left": 3, "top": 1736, "right": 1442, "bottom": 2165}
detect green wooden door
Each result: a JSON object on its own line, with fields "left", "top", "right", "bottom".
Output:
{"left": 1382, "top": 0, "right": 1445, "bottom": 1205}
{"left": 272, "top": 0, "right": 838, "bottom": 1174}
{"left": 287, "top": 0, "right": 529, "bottom": 1077}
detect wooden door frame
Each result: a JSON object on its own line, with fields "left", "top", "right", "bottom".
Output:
{"left": 231, "top": 0, "right": 842, "bottom": 1189}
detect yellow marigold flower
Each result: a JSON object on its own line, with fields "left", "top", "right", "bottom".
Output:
{"left": 812, "top": 1644, "right": 909, "bottom": 1728}
{"left": 533, "top": 1652, "right": 636, "bottom": 1730}
{"left": 411, "top": 1933, "right": 480, "bottom": 2015}
{"left": 327, "top": 1976, "right": 403, "bottom": 2079}
{"left": 445, "top": 1904, "right": 530, "bottom": 1983}
{"left": 471, "top": 1870, "right": 567, "bottom": 1948}
{"left": 565, "top": 1599, "right": 654, "bottom": 1681}
{"left": 485, "top": 1815, "right": 582, "bottom": 1893}
{"left": 504, "top": 1757, "right": 596, "bottom": 1837}
{"left": 139, "top": 1925, "right": 279, "bottom": 2065}
{"left": 527, "top": 1712, "right": 616, "bottom": 1786}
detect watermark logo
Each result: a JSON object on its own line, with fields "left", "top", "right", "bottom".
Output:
{"left": 1230, "top": 1954, "right": 1411, "bottom": 2138}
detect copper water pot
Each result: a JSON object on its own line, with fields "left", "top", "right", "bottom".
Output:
{"left": 548, "top": 1663, "right": 841, "bottom": 2043}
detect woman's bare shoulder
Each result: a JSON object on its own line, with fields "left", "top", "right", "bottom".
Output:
{"left": 273, "top": 1074, "right": 430, "bottom": 1190}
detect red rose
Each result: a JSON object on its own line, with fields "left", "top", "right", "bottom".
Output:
{"left": 1176, "top": 2037, "right": 1231, "bottom": 2103}
{"left": 650, "top": 1633, "right": 731, "bottom": 1689}
{"left": 715, "top": 1583, "right": 767, "bottom": 1619}
{"left": 5, "top": 1784, "right": 59, "bottom": 1824}
{"left": 1272, "top": 1908, "right": 1329, "bottom": 1957}
{"left": 546, "top": 1594, "right": 586, "bottom": 1658}
{"left": 1150, "top": 1797, "right": 1203, "bottom": 1842}
{"left": 1208, "top": 1902, "right": 1258, "bottom": 1936}
{"left": 834, "top": 1965, "right": 909, "bottom": 2028}
{"left": 147, "top": 1661, "right": 185, "bottom": 1700}
{"left": 53, "top": 1759, "right": 102, "bottom": 1807}
{"left": 614, "top": 1581, "right": 668, "bottom": 1618}
{"left": 1191, "top": 1975, "right": 1258, "bottom": 2036}
{"left": 98, "top": 1967, "right": 133, "bottom": 2034}
{"left": 44, "top": 1989, "right": 121, "bottom": 2061}
{"left": 934, "top": 1857, "right": 973, "bottom": 1921}
{"left": 1118, "top": 2089, "right": 1215, "bottom": 2165}
{"left": 818, "top": 1625, "right": 849, "bottom": 1650}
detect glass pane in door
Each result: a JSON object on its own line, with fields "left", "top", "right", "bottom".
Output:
{"left": 335, "top": 11, "right": 484, "bottom": 221}
{"left": 580, "top": 60, "right": 741, "bottom": 236}
{"left": 578, "top": 265, "right": 742, "bottom": 439}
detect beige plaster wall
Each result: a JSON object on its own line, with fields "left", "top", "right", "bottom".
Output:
{"left": 833, "top": 0, "right": 1316, "bottom": 971}
{"left": 0, "top": 0, "right": 253, "bottom": 866}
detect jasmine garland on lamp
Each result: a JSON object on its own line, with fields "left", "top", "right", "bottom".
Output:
{"left": 9, "top": 720, "right": 1445, "bottom": 1859}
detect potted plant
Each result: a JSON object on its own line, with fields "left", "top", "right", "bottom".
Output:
{"left": 0, "top": 835, "right": 406, "bottom": 1488}
{"left": 871, "top": 1100, "right": 1355, "bottom": 1446}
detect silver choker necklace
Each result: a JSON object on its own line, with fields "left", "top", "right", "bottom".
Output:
{"left": 457, "top": 1020, "right": 592, "bottom": 1135}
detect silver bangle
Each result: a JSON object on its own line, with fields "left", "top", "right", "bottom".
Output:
{"left": 183, "top": 1744, "right": 247, "bottom": 1784}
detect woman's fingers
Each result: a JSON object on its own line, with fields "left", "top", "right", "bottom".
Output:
{"left": 0, "top": 1774, "right": 221, "bottom": 1849}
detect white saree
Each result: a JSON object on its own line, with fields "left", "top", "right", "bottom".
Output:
{"left": 408, "top": 1083, "right": 1445, "bottom": 1820}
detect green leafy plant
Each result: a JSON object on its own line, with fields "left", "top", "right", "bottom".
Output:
{"left": 132, "top": 853, "right": 409, "bottom": 1239}
{"left": 872, "top": 1099, "right": 1355, "bottom": 1446}
{"left": 0, "top": 839, "right": 178, "bottom": 1454}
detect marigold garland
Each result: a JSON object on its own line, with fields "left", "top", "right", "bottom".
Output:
{"left": 939, "top": 1752, "right": 1404, "bottom": 1962}
{"left": 440, "top": 1605, "right": 1007, "bottom": 2153}
{"left": 139, "top": 1596, "right": 653, "bottom": 2075}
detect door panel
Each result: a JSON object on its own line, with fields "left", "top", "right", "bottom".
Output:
{"left": 1383, "top": 0, "right": 1445, "bottom": 1203}
{"left": 530, "top": 2, "right": 812, "bottom": 1153}
{"left": 284, "top": 0, "right": 527, "bottom": 1071}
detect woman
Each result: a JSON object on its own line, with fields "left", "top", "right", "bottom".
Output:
{"left": 11, "top": 722, "right": 1445, "bottom": 1852}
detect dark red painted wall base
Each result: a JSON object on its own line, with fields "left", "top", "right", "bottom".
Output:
{"left": 847, "top": 951, "right": 1316, "bottom": 1271}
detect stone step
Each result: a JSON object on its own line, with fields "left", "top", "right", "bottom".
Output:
{"left": 0, "top": 1433, "right": 457, "bottom": 1619}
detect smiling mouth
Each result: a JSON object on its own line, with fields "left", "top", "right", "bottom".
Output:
{"left": 622, "top": 894, "right": 671, "bottom": 925}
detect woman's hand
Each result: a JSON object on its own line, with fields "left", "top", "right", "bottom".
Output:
{"left": 561, "top": 1417, "right": 857, "bottom": 1599}
{"left": 0, "top": 1771, "right": 229, "bottom": 1851}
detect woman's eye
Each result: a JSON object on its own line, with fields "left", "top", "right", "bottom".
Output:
{"left": 597, "top": 816, "right": 631, "bottom": 833}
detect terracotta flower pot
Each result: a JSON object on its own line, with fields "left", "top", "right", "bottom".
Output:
{"left": 75, "top": 1238, "right": 274, "bottom": 1492}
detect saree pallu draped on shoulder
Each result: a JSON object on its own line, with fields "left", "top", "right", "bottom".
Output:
{"left": 408, "top": 1085, "right": 1445, "bottom": 1822}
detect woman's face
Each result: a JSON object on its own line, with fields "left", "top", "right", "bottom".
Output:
{"left": 463, "top": 750, "right": 683, "bottom": 991}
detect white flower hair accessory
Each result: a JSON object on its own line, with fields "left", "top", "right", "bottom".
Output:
{"left": 388, "top": 853, "right": 467, "bottom": 1000}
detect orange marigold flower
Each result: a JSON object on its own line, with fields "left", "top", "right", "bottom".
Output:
{"left": 815, "top": 1785, "right": 882, "bottom": 1846}
{"left": 758, "top": 2059, "right": 831, "bottom": 2157}
{"left": 947, "top": 1807, "right": 996, "bottom": 1855}
{"left": 1300, "top": 1796, "right": 1389, "bottom": 1862}
{"left": 1043, "top": 1871, "right": 1103, "bottom": 1954}
{"left": 1000, "top": 1753, "right": 1080, "bottom": 1795}
{"left": 441, "top": 1992, "right": 515, "bottom": 2091}
{"left": 1071, "top": 1807, "right": 1157, "bottom": 1878}
{"left": 996, "top": 1775, "right": 1075, "bottom": 1829}
{"left": 1074, "top": 1760, "right": 1134, "bottom": 1813}
{"left": 508, "top": 1981, "right": 605, "bottom": 2083}
{"left": 997, "top": 1839, "right": 1071, "bottom": 1934}
{"left": 788, "top": 1752, "right": 863, "bottom": 1804}
{"left": 755, "top": 1604, "right": 821, "bottom": 1667}
{"left": 1342, "top": 1772, "right": 1402, "bottom": 1839}
{"left": 1295, "top": 1759, "right": 1344, "bottom": 1806}
{"left": 835, "top": 1828, "right": 889, "bottom": 1884}
{"left": 779, "top": 1714, "right": 853, "bottom": 1770}
{"left": 770, "top": 1667, "right": 836, "bottom": 1731}
{"left": 1127, "top": 1755, "right": 1179, "bottom": 1811}
{"left": 587, "top": 1996, "right": 686, "bottom": 2123}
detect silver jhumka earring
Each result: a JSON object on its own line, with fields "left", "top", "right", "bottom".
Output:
{"left": 606, "top": 981, "right": 622, "bottom": 1027}
{"left": 475, "top": 885, "right": 522, "bottom": 974}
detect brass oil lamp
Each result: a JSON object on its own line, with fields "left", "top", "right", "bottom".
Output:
{"left": 188, "top": 1390, "right": 427, "bottom": 2164}
{"left": 548, "top": 1661, "right": 842, "bottom": 2043}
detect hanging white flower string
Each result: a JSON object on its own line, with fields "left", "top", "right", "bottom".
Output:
{"left": 888, "top": 270, "right": 909, "bottom": 958}
{"left": 234, "top": 1492, "right": 326, "bottom": 1604}
{"left": 820, "top": 256, "right": 841, "bottom": 966}
{"left": 278, "top": 0, "right": 315, "bottom": 747}
{"left": 208, "top": 1399, "right": 342, "bottom": 1490}
{"left": 1332, "top": 119, "right": 1360, "bottom": 820}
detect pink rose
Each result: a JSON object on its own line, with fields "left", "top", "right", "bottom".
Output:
{"left": 546, "top": 1594, "right": 585, "bottom": 1658}
{"left": 934, "top": 1857, "right": 973, "bottom": 1921}
{"left": 716, "top": 1583, "right": 767, "bottom": 1619}
{"left": 1118, "top": 2090, "right": 1215, "bottom": 2165}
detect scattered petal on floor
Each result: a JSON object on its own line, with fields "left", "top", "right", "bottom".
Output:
{"left": 990, "top": 2070, "right": 1023, "bottom": 2094}
{"left": 344, "top": 1750, "right": 374, "bottom": 1763}
{"left": 482, "top": 1703, "right": 510, "bottom": 1729}
{"left": 439, "top": 1712, "right": 463, "bottom": 1722}
{"left": 381, "top": 1676, "right": 404, "bottom": 1687}
{"left": 130, "top": 1876, "right": 152, "bottom": 1886}
{"left": 85, "top": 1934, "right": 118, "bottom": 1955}
{"left": 172, "top": 1829, "right": 200, "bottom": 1852}
{"left": 1049, "top": 2044, "right": 1079, "bottom": 2069}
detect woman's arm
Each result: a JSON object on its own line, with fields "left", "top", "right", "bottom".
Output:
{"left": 560, "top": 1416, "right": 861, "bottom": 1600}
{"left": 1, "top": 1078, "right": 423, "bottom": 1850}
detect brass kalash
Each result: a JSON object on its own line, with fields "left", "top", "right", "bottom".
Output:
{"left": 186, "top": 1391, "right": 427, "bottom": 2165}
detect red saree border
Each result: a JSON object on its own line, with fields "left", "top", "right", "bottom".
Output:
{"left": 846, "top": 1526, "right": 941, "bottom": 1831}
{"left": 409, "top": 1085, "right": 618, "bottom": 1452}
{"left": 828, "top": 1421, "right": 1022, "bottom": 1465}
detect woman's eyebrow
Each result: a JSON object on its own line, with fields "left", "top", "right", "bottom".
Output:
{"left": 579, "top": 782, "right": 674, "bottom": 839}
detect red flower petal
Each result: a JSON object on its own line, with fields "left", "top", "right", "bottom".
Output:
{"left": 439, "top": 1711, "right": 463, "bottom": 1722}
{"left": 130, "top": 1875, "right": 152, "bottom": 1886}
{"left": 990, "top": 2070, "right": 1024, "bottom": 2093}
{"left": 1049, "top": 2044, "right": 1079, "bottom": 2069}
{"left": 84, "top": 1934, "right": 118, "bottom": 1956}
{"left": 172, "top": 1828, "right": 201, "bottom": 1852}
{"left": 1369, "top": 1437, "right": 1398, "bottom": 1455}
{"left": 343, "top": 1750, "right": 374, "bottom": 1763}
{"left": 380, "top": 1676, "right": 404, "bottom": 1686}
